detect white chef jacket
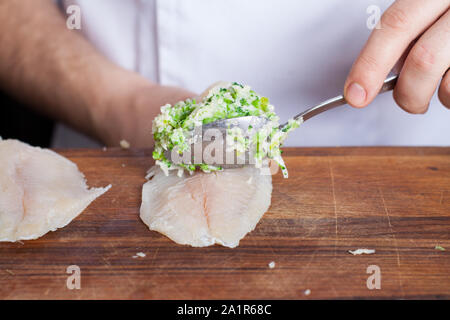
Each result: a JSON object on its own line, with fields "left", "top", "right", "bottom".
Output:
{"left": 54, "top": 0, "right": 449, "bottom": 147}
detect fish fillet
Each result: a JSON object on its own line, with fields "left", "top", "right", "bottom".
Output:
{"left": 0, "top": 139, "right": 111, "bottom": 242}
{"left": 140, "top": 166, "right": 272, "bottom": 248}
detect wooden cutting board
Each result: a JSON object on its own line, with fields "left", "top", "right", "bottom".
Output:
{"left": 0, "top": 147, "right": 449, "bottom": 299}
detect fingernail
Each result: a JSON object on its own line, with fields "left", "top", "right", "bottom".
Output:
{"left": 346, "top": 82, "right": 367, "bottom": 106}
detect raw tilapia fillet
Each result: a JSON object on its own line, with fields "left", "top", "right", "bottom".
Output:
{"left": 140, "top": 166, "right": 272, "bottom": 248}
{"left": 0, "top": 139, "right": 111, "bottom": 242}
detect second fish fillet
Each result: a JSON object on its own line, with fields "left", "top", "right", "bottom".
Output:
{"left": 0, "top": 139, "right": 111, "bottom": 242}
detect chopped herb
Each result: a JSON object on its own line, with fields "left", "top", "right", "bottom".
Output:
{"left": 240, "top": 98, "right": 249, "bottom": 106}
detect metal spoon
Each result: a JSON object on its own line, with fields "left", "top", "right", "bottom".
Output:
{"left": 208, "top": 75, "right": 398, "bottom": 133}
{"left": 171, "top": 75, "right": 398, "bottom": 168}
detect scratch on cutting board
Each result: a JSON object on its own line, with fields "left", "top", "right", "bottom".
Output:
{"left": 102, "top": 257, "right": 111, "bottom": 267}
{"left": 121, "top": 269, "right": 138, "bottom": 297}
{"left": 299, "top": 247, "right": 318, "bottom": 285}
{"left": 328, "top": 158, "right": 338, "bottom": 257}
{"left": 439, "top": 191, "right": 444, "bottom": 205}
{"left": 91, "top": 287, "right": 98, "bottom": 300}
{"left": 256, "top": 243, "right": 281, "bottom": 297}
{"left": 378, "top": 188, "right": 405, "bottom": 298}
{"left": 4, "top": 269, "right": 15, "bottom": 276}
{"left": 260, "top": 267, "right": 280, "bottom": 298}
{"left": 170, "top": 274, "right": 189, "bottom": 299}
{"left": 328, "top": 280, "right": 339, "bottom": 298}
{"left": 150, "top": 248, "right": 160, "bottom": 266}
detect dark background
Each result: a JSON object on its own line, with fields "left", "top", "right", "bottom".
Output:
{"left": 0, "top": 89, "right": 54, "bottom": 148}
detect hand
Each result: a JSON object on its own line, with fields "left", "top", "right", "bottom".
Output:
{"left": 344, "top": 0, "right": 450, "bottom": 113}
{"left": 94, "top": 73, "right": 195, "bottom": 148}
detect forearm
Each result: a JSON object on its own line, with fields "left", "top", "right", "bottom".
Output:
{"left": 0, "top": 0, "right": 155, "bottom": 142}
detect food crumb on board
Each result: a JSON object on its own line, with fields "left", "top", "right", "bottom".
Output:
{"left": 246, "top": 176, "right": 253, "bottom": 184}
{"left": 5, "top": 269, "right": 15, "bottom": 275}
{"left": 121, "top": 164, "right": 126, "bottom": 168}
{"left": 102, "top": 147, "right": 107, "bottom": 152}
{"left": 435, "top": 245, "right": 445, "bottom": 251}
{"left": 304, "top": 289, "right": 311, "bottom": 296}
{"left": 268, "top": 261, "right": 275, "bottom": 269}
{"left": 348, "top": 248, "right": 375, "bottom": 255}
{"left": 120, "top": 139, "right": 130, "bottom": 149}
{"left": 133, "top": 252, "right": 146, "bottom": 258}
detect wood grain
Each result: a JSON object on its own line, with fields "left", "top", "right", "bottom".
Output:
{"left": 0, "top": 147, "right": 449, "bottom": 299}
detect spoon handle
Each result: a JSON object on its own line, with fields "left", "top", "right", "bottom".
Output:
{"left": 282, "top": 75, "right": 398, "bottom": 127}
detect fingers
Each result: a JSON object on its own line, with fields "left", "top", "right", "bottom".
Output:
{"left": 438, "top": 70, "right": 450, "bottom": 108}
{"left": 394, "top": 10, "right": 450, "bottom": 113}
{"left": 344, "top": 0, "right": 450, "bottom": 108}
